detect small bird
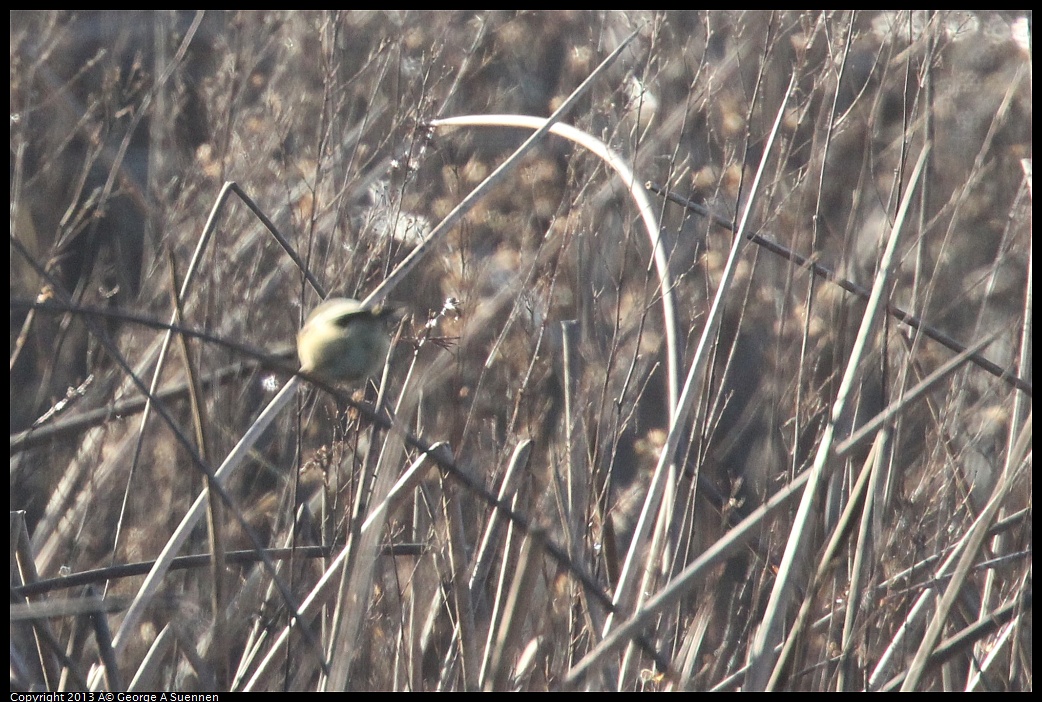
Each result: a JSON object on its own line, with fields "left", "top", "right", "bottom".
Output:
{"left": 297, "top": 297, "right": 400, "bottom": 384}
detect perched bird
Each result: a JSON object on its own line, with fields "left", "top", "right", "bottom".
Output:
{"left": 297, "top": 297, "right": 399, "bottom": 384}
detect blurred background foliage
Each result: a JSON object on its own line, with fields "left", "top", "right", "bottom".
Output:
{"left": 10, "top": 11, "right": 1031, "bottom": 691}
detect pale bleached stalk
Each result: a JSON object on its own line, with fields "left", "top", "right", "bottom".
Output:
{"left": 835, "top": 428, "right": 888, "bottom": 691}
{"left": 974, "top": 178, "right": 1032, "bottom": 685}
{"left": 427, "top": 112, "right": 690, "bottom": 690}
{"left": 563, "top": 461, "right": 812, "bottom": 687}
{"left": 364, "top": 30, "right": 641, "bottom": 312}
{"left": 745, "top": 145, "right": 931, "bottom": 690}
{"left": 866, "top": 432, "right": 1028, "bottom": 690}
{"left": 240, "top": 445, "right": 445, "bottom": 691}
{"left": 428, "top": 114, "right": 681, "bottom": 420}
{"left": 605, "top": 71, "right": 798, "bottom": 666}
{"left": 900, "top": 420, "right": 1031, "bottom": 690}
{"left": 317, "top": 34, "right": 640, "bottom": 692}
{"left": 109, "top": 376, "right": 304, "bottom": 661}
{"left": 767, "top": 434, "right": 883, "bottom": 691}
{"left": 468, "top": 441, "right": 532, "bottom": 592}
{"left": 764, "top": 329, "right": 1002, "bottom": 689}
